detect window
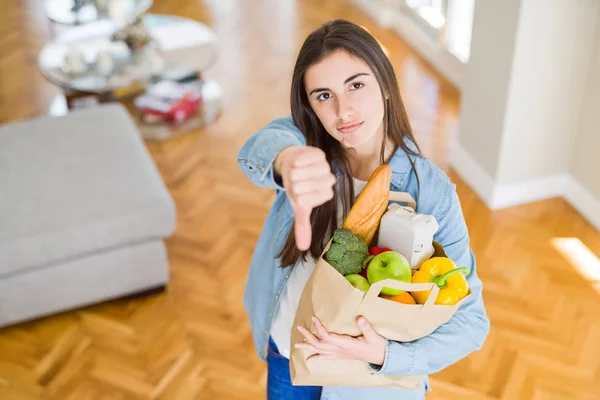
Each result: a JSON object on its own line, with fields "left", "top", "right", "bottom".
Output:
{"left": 402, "top": 0, "right": 475, "bottom": 62}
{"left": 406, "top": 0, "right": 446, "bottom": 30}
{"left": 445, "top": 0, "right": 475, "bottom": 62}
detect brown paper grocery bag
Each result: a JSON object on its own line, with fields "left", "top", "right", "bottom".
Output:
{"left": 289, "top": 240, "right": 469, "bottom": 389}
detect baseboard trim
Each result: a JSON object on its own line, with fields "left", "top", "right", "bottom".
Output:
{"left": 451, "top": 143, "right": 600, "bottom": 232}
{"left": 565, "top": 178, "right": 600, "bottom": 233}
{"left": 450, "top": 142, "right": 495, "bottom": 206}
{"left": 451, "top": 142, "right": 568, "bottom": 210}
{"left": 491, "top": 174, "right": 569, "bottom": 210}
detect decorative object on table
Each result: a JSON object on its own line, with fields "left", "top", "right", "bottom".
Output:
{"left": 71, "top": 0, "right": 91, "bottom": 14}
{"left": 94, "top": 0, "right": 111, "bottom": 14}
{"left": 134, "top": 80, "right": 202, "bottom": 124}
{"left": 63, "top": 48, "right": 88, "bottom": 75}
{"left": 107, "top": 0, "right": 135, "bottom": 24}
{"left": 44, "top": 0, "right": 153, "bottom": 27}
{"left": 130, "top": 77, "right": 222, "bottom": 142}
{"left": 95, "top": 49, "right": 115, "bottom": 75}
{"left": 111, "top": 16, "right": 153, "bottom": 52}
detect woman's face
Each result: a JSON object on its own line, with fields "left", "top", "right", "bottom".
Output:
{"left": 304, "top": 49, "right": 386, "bottom": 151}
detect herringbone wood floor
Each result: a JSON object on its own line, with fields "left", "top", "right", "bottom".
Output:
{"left": 1, "top": 0, "right": 600, "bottom": 399}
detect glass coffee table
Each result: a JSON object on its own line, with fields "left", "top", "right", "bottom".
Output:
{"left": 38, "top": 13, "right": 222, "bottom": 141}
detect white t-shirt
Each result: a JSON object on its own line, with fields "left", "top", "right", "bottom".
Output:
{"left": 270, "top": 177, "right": 368, "bottom": 358}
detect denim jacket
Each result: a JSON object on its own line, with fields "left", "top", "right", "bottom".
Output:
{"left": 237, "top": 116, "right": 490, "bottom": 400}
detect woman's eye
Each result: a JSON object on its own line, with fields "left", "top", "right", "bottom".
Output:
{"left": 317, "top": 92, "right": 332, "bottom": 101}
{"left": 351, "top": 82, "right": 364, "bottom": 90}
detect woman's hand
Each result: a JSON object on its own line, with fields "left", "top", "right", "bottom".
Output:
{"left": 295, "top": 316, "right": 387, "bottom": 366}
{"left": 274, "top": 146, "right": 337, "bottom": 251}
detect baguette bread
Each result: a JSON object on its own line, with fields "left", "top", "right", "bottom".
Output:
{"left": 342, "top": 164, "right": 392, "bottom": 246}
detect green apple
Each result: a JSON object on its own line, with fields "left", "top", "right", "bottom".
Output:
{"left": 367, "top": 251, "right": 412, "bottom": 295}
{"left": 345, "top": 274, "right": 371, "bottom": 292}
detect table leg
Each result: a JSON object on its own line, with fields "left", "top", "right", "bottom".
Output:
{"left": 64, "top": 89, "right": 100, "bottom": 109}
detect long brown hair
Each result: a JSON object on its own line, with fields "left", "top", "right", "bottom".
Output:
{"left": 277, "top": 19, "right": 421, "bottom": 268}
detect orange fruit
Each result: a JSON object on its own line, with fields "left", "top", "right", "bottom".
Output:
{"left": 380, "top": 291, "right": 416, "bottom": 304}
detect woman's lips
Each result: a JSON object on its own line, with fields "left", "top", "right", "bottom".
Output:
{"left": 337, "top": 121, "right": 363, "bottom": 134}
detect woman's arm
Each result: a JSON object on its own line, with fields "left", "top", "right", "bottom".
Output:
{"left": 237, "top": 115, "right": 336, "bottom": 250}
{"left": 371, "top": 181, "right": 490, "bottom": 376}
{"left": 237, "top": 115, "right": 306, "bottom": 190}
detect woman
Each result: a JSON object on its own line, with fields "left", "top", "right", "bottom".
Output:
{"left": 237, "top": 19, "right": 489, "bottom": 400}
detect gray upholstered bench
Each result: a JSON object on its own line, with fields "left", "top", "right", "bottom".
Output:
{"left": 0, "top": 104, "right": 176, "bottom": 328}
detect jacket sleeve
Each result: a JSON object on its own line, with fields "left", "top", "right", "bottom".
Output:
{"left": 237, "top": 115, "right": 306, "bottom": 191}
{"left": 371, "top": 180, "right": 490, "bottom": 376}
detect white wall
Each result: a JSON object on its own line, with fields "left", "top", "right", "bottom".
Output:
{"left": 457, "top": 0, "right": 522, "bottom": 181}
{"left": 571, "top": 28, "right": 600, "bottom": 201}
{"left": 453, "top": 0, "right": 600, "bottom": 226}
{"left": 566, "top": 23, "right": 600, "bottom": 230}
{"left": 497, "top": 0, "right": 598, "bottom": 185}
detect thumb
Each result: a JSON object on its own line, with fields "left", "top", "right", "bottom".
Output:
{"left": 357, "top": 316, "right": 379, "bottom": 341}
{"left": 294, "top": 206, "right": 312, "bottom": 251}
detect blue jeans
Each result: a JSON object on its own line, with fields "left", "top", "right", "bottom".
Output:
{"left": 267, "top": 336, "right": 323, "bottom": 400}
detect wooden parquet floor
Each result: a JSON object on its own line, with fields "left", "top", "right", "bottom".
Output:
{"left": 1, "top": 0, "right": 600, "bottom": 399}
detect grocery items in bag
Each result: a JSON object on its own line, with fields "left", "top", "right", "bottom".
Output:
{"left": 323, "top": 228, "right": 412, "bottom": 297}
{"left": 341, "top": 164, "right": 391, "bottom": 246}
{"left": 323, "top": 229, "right": 368, "bottom": 276}
{"left": 344, "top": 273, "right": 371, "bottom": 293}
{"left": 411, "top": 257, "right": 470, "bottom": 305}
{"left": 290, "top": 165, "right": 473, "bottom": 388}
{"left": 365, "top": 251, "right": 412, "bottom": 296}
{"left": 380, "top": 291, "right": 416, "bottom": 304}
{"left": 377, "top": 203, "right": 439, "bottom": 269}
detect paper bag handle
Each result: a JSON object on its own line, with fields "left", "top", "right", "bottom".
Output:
{"left": 388, "top": 191, "right": 416, "bottom": 210}
{"left": 363, "top": 279, "right": 440, "bottom": 306}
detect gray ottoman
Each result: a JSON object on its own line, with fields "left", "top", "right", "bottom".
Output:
{"left": 0, "top": 104, "right": 176, "bottom": 328}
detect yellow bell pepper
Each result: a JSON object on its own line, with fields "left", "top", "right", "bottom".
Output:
{"left": 411, "top": 257, "right": 470, "bottom": 305}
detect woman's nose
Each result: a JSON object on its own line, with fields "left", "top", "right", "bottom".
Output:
{"left": 336, "top": 95, "right": 354, "bottom": 121}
